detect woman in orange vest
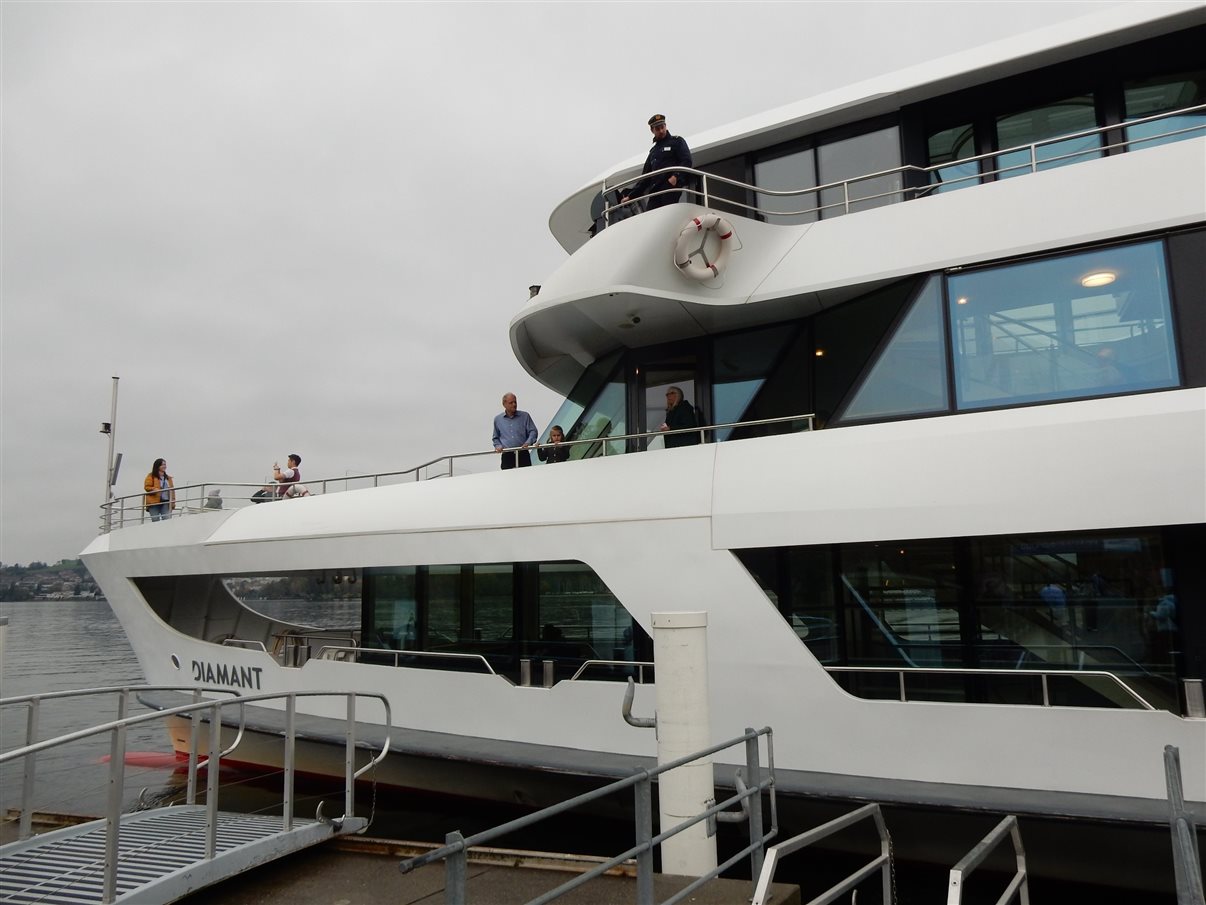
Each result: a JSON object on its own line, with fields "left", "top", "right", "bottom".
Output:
{"left": 143, "top": 458, "right": 176, "bottom": 521}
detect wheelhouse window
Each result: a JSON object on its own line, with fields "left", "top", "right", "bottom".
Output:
{"left": 949, "top": 240, "right": 1180, "bottom": 410}
{"left": 926, "top": 122, "right": 978, "bottom": 194}
{"left": 817, "top": 126, "right": 902, "bottom": 216}
{"left": 1124, "top": 71, "right": 1206, "bottom": 151}
{"left": 994, "top": 95, "right": 1102, "bottom": 178}
{"left": 753, "top": 147, "right": 818, "bottom": 225}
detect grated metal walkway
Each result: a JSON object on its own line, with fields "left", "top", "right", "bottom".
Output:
{"left": 0, "top": 806, "right": 365, "bottom": 904}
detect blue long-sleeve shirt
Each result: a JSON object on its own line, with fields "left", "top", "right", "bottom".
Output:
{"left": 492, "top": 410, "right": 538, "bottom": 450}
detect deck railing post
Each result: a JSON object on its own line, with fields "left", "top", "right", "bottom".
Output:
{"left": 345, "top": 693, "right": 357, "bottom": 817}
{"left": 20, "top": 698, "right": 39, "bottom": 840}
{"left": 186, "top": 688, "right": 202, "bottom": 805}
{"left": 1164, "top": 745, "right": 1206, "bottom": 905}
{"left": 634, "top": 770, "right": 655, "bottom": 905}
{"left": 744, "top": 729, "right": 765, "bottom": 887}
{"left": 102, "top": 693, "right": 128, "bottom": 905}
{"left": 283, "top": 695, "right": 296, "bottom": 830}
{"left": 445, "top": 831, "right": 467, "bottom": 904}
{"left": 205, "top": 702, "right": 221, "bottom": 859}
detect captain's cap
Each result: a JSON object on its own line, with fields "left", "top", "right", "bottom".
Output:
{"left": 648, "top": 114, "right": 667, "bottom": 127}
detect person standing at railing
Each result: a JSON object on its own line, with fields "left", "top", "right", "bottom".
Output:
{"left": 537, "top": 425, "right": 571, "bottom": 464}
{"left": 493, "top": 393, "right": 538, "bottom": 469}
{"left": 660, "top": 387, "right": 701, "bottom": 448}
{"left": 143, "top": 458, "right": 176, "bottom": 521}
{"left": 622, "top": 114, "right": 692, "bottom": 212}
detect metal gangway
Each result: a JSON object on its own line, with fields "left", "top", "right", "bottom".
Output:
{"left": 0, "top": 685, "right": 390, "bottom": 904}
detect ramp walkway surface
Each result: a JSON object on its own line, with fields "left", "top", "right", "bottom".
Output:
{"left": 0, "top": 806, "right": 367, "bottom": 904}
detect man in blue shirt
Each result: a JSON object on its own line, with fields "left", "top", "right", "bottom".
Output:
{"left": 492, "top": 393, "right": 538, "bottom": 469}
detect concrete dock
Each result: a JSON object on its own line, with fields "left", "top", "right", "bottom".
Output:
{"left": 181, "top": 835, "right": 803, "bottom": 905}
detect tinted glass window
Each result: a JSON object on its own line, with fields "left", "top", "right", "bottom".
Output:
{"left": 368, "top": 568, "right": 417, "bottom": 650}
{"left": 814, "top": 280, "right": 915, "bottom": 425}
{"left": 753, "top": 147, "right": 818, "bottom": 225}
{"left": 839, "top": 276, "right": 949, "bottom": 421}
{"left": 995, "top": 96, "right": 1100, "bottom": 178}
{"left": 712, "top": 325, "right": 795, "bottom": 439}
{"left": 1124, "top": 71, "right": 1206, "bottom": 151}
{"left": 818, "top": 126, "right": 902, "bottom": 218}
{"left": 926, "top": 122, "right": 979, "bottom": 193}
{"left": 949, "top": 240, "right": 1179, "bottom": 410}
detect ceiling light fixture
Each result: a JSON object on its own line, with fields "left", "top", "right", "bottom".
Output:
{"left": 1081, "top": 271, "right": 1116, "bottom": 288}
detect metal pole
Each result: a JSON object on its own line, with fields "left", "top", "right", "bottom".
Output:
{"left": 20, "top": 699, "right": 39, "bottom": 840}
{"left": 744, "top": 729, "right": 765, "bottom": 887}
{"left": 102, "top": 377, "right": 119, "bottom": 532}
{"left": 445, "top": 831, "right": 467, "bottom": 904}
{"left": 634, "top": 771, "right": 655, "bottom": 905}
{"left": 103, "top": 693, "right": 128, "bottom": 904}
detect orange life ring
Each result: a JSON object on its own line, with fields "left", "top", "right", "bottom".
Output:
{"left": 673, "top": 214, "right": 734, "bottom": 281}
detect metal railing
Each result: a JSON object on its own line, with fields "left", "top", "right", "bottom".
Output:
{"left": 398, "top": 727, "right": 777, "bottom": 905}
{"left": 315, "top": 643, "right": 497, "bottom": 674}
{"left": 751, "top": 802, "right": 891, "bottom": 905}
{"left": 1164, "top": 744, "right": 1206, "bottom": 905}
{"left": 0, "top": 686, "right": 392, "bottom": 868}
{"left": 824, "top": 664, "right": 1157, "bottom": 710}
{"left": 599, "top": 103, "right": 1206, "bottom": 226}
{"left": 946, "top": 815, "right": 1030, "bottom": 905}
{"left": 98, "top": 412, "right": 815, "bottom": 532}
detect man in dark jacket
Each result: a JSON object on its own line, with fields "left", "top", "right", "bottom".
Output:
{"left": 660, "top": 386, "right": 701, "bottom": 448}
{"left": 623, "top": 114, "right": 693, "bottom": 211}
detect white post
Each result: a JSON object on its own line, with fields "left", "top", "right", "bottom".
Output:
{"left": 652, "top": 611, "right": 717, "bottom": 877}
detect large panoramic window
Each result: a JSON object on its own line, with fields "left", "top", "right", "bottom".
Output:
{"left": 949, "top": 240, "right": 1179, "bottom": 410}
{"left": 735, "top": 525, "right": 1194, "bottom": 713}
{"left": 711, "top": 325, "right": 796, "bottom": 440}
{"left": 838, "top": 276, "right": 949, "bottom": 421}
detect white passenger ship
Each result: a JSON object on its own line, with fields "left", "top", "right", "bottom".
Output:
{"left": 83, "top": 2, "right": 1205, "bottom": 891}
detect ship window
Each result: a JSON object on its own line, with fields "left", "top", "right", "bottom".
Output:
{"left": 949, "top": 240, "right": 1180, "bottom": 410}
{"left": 428, "top": 565, "right": 463, "bottom": 647}
{"left": 814, "top": 279, "right": 915, "bottom": 426}
{"left": 735, "top": 525, "right": 1190, "bottom": 713}
{"left": 753, "top": 147, "right": 819, "bottom": 225}
{"left": 817, "top": 126, "right": 902, "bottom": 217}
{"left": 542, "top": 351, "right": 621, "bottom": 456}
{"left": 926, "top": 122, "right": 979, "bottom": 194}
{"left": 838, "top": 276, "right": 949, "bottom": 422}
{"left": 712, "top": 324, "right": 796, "bottom": 440}
{"left": 994, "top": 96, "right": 1101, "bottom": 178}
{"left": 1124, "top": 71, "right": 1206, "bottom": 151}
{"left": 534, "top": 562, "right": 644, "bottom": 681}
{"left": 558, "top": 359, "right": 627, "bottom": 459}
{"left": 370, "top": 567, "right": 417, "bottom": 651}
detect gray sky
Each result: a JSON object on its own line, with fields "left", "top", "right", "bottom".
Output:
{"left": 1, "top": 1, "right": 1126, "bottom": 566}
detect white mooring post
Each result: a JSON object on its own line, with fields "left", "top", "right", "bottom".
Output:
{"left": 651, "top": 610, "right": 718, "bottom": 877}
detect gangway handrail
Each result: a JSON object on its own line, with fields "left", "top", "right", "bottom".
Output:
{"left": 599, "top": 102, "right": 1206, "bottom": 224}
{"left": 98, "top": 411, "right": 816, "bottom": 531}
{"left": 751, "top": 802, "right": 892, "bottom": 905}
{"left": 399, "top": 726, "right": 777, "bottom": 905}
{"left": 823, "top": 664, "right": 1156, "bottom": 710}
{"left": 946, "top": 815, "right": 1030, "bottom": 905}
{"left": 1, "top": 687, "right": 391, "bottom": 905}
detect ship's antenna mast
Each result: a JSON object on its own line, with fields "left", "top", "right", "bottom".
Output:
{"left": 100, "top": 376, "right": 120, "bottom": 532}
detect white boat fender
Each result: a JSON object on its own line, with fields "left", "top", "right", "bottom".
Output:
{"left": 674, "top": 214, "right": 734, "bottom": 280}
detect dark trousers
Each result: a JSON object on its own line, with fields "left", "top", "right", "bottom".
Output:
{"left": 501, "top": 450, "right": 532, "bottom": 470}
{"left": 645, "top": 188, "right": 682, "bottom": 210}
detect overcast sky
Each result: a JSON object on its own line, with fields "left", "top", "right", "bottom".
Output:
{"left": 1, "top": 0, "right": 1131, "bottom": 566}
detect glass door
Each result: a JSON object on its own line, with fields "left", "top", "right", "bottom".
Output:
{"left": 635, "top": 353, "right": 702, "bottom": 451}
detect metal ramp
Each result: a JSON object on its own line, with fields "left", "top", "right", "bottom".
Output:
{"left": 0, "top": 806, "right": 366, "bottom": 904}
{"left": 1, "top": 685, "right": 391, "bottom": 904}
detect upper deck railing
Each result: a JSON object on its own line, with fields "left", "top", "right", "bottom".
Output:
{"left": 599, "top": 103, "right": 1206, "bottom": 226}
{"left": 98, "top": 412, "right": 815, "bottom": 532}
